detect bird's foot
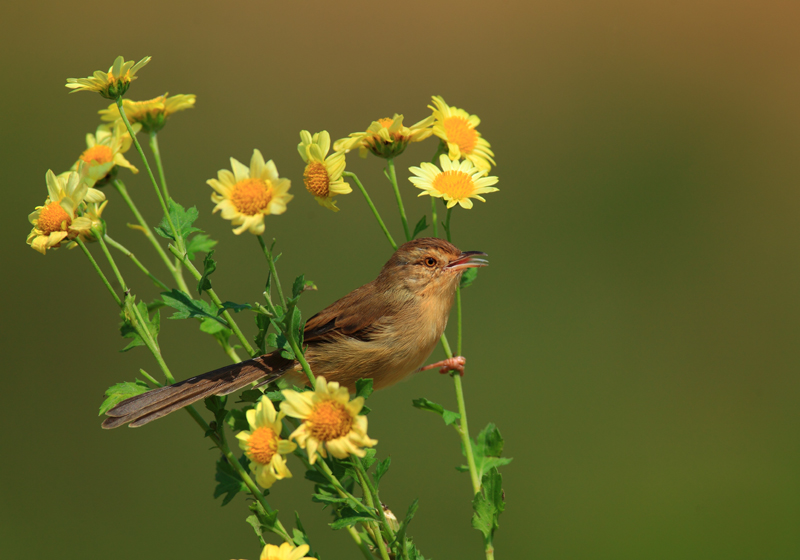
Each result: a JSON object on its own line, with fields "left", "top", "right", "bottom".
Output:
{"left": 420, "top": 356, "right": 466, "bottom": 376}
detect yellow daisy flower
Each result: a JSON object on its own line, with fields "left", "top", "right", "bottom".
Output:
{"left": 26, "top": 169, "right": 103, "bottom": 254}
{"left": 207, "top": 149, "right": 293, "bottom": 235}
{"left": 66, "top": 55, "right": 151, "bottom": 99}
{"left": 408, "top": 154, "right": 499, "bottom": 210}
{"left": 280, "top": 377, "right": 377, "bottom": 464}
{"left": 297, "top": 130, "right": 352, "bottom": 212}
{"left": 333, "top": 114, "right": 434, "bottom": 159}
{"left": 429, "top": 95, "right": 495, "bottom": 171}
{"left": 99, "top": 93, "right": 196, "bottom": 133}
{"left": 235, "top": 396, "right": 297, "bottom": 489}
{"left": 73, "top": 120, "right": 140, "bottom": 184}
{"left": 260, "top": 542, "right": 313, "bottom": 560}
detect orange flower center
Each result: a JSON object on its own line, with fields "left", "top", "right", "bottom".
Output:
{"left": 230, "top": 178, "right": 273, "bottom": 215}
{"left": 37, "top": 202, "right": 71, "bottom": 235}
{"left": 377, "top": 117, "right": 394, "bottom": 128}
{"left": 304, "top": 162, "right": 330, "bottom": 197}
{"left": 442, "top": 116, "right": 478, "bottom": 154}
{"left": 80, "top": 145, "right": 114, "bottom": 165}
{"left": 432, "top": 170, "right": 476, "bottom": 200}
{"left": 247, "top": 426, "right": 278, "bottom": 465}
{"left": 308, "top": 400, "right": 352, "bottom": 441}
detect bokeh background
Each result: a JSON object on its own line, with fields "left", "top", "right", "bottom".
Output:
{"left": 1, "top": 1, "right": 798, "bottom": 558}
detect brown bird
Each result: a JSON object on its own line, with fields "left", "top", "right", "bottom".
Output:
{"left": 103, "top": 238, "right": 487, "bottom": 428}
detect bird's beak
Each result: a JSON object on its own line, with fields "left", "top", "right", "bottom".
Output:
{"left": 446, "top": 251, "right": 489, "bottom": 271}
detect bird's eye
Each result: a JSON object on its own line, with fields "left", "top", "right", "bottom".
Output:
{"left": 424, "top": 257, "right": 437, "bottom": 267}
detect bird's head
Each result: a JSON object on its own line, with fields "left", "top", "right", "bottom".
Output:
{"left": 377, "top": 238, "right": 488, "bottom": 298}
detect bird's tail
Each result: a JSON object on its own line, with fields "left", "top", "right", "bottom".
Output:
{"left": 102, "top": 352, "right": 294, "bottom": 429}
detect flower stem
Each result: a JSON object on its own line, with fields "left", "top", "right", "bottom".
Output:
{"left": 115, "top": 98, "right": 185, "bottom": 254}
{"left": 76, "top": 238, "right": 121, "bottom": 307}
{"left": 257, "top": 236, "right": 287, "bottom": 309}
{"left": 347, "top": 526, "right": 378, "bottom": 560}
{"left": 94, "top": 228, "right": 127, "bottom": 292}
{"left": 112, "top": 179, "right": 189, "bottom": 293}
{"left": 344, "top": 171, "right": 397, "bottom": 250}
{"left": 386, "top": 158, "right": 411, "bottom": 242}
{"left": 103, "top": 234, "right": 170, "bottom": 291}
{"left": 429, "top": 142, "right": 447, "bottom": 238}
{"left": 169, "top": 244, "right": 256, "bottom": 357}
{"left": 148, "top": 131, "right": 170, "bottom": 202}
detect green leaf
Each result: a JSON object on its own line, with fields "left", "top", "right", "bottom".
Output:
{"left": 248, "top": 500, "right": 278, "bottom": 532}
{"left": 412, "top": 397, "right": 461, "bottom": 426}
{"left": 204, "top": 395, "right": 228, "bottom": 427}
{"left": 185, "top": 233, "right": 217, "bottom": 260}
{"left": 471, "top": 468, "right": 505, "bottom": 543}
{"left": 412, "top": 215, "right": 429, "bottom": 239}
{"left": 236, "top": 389, "right": 263, "bottom": 404}
{"left": 292, "top": 274, "right": 306, "bottom": 299}
{"left": 460, "top": 267, "right": 478, "bottom": 289}
{"left": 119, "top": 301, "right": 160, "bottom": 352}
{"left": 393, "top": 498, "right": 419, "bottom": 551}
{"left": 254, "top": 312, "right": 270, "bottom": 354}
{"left": 217, "top": 301, "right": 253, "bottom": 314}
{"left": 355, "top": 378, "right": 374, "bottom": 401}
{"left": 330, "top": 516, "right": 376, "bottom": 530}
{"left": 245, "top": 515, "right": 267, "bottom": 548}
{"left": 303, "top": 280, "right": 318, "bottom": 292}
{"left": 463, "top": 423, "right": 513, "bottom": 480}
{"left": 197, "top": 250, "right": 217, "bottom": 295}
{"left": 373, "top": 457, "right": 391, "bottom": 485}
{"left": 98, "top": 379, "right": 149, "bottom": 415}
{"left": 360, "top": 448, "right": 377, "bottom": 470}
{"left": 199, "top": 316, "right": 228, "bottom": 335}
{"left": 160, "top": 289, "right": 225, "bottom": 324}
{"left": 213, "top": 454, "right": 249, "bottom": 506}
{"left": 225, "top": 407, "right": 251, "bottom": 432}
{"left": 154, "top": 198, "right": 201, "bottom": 242}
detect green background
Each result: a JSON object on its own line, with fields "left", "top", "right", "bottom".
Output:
{"left": 1, "top": 1, "right": 798, "bottom": 558}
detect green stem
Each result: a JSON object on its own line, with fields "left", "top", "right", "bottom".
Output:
{"left": 257, "top": 236, "right": 287, "bottom": 309}
{"left": 429, "top": 142, "right": 447, "bottom": 238}
{"left": 347, "top": 526, "right": 378, "bottom": 560}
{"left": 353, "top": 458, "right": 393, "bottom": 537}
{"left": 344, "top": 171, "right": 397, "bottom": 250}
{"left": 104, "top": 234, "right": 170, "bottom": 291}
{"left": 76, "top": 238, "right": 121, "bottom": 307}
{"left": 95, "top": 228, "right": 127, "bottom": 292}
{"left": 115, "top": 98, "right": 185, "bottom": 253}
{"left": 148, "top": 132, "right": 170, "bottom": 202}
{"left": 169, "top": 244, "right": 256, "bottom": 357}
{"left": 386, "top": 158, "right": 411, "bottom": 242}
{"left": 112, "top": 179, "right": 189, "bottom": 293}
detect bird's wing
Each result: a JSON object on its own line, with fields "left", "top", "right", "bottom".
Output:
{"left": 303, "top": 282, "right": 402, "bottom": 343}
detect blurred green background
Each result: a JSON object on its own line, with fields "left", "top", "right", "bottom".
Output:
{"left": 1, "top": 1, "right": 798, "bottom": 558}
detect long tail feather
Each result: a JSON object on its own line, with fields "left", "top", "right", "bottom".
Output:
{"left": 102, "top": 353, "right": 294, "bottom": 429}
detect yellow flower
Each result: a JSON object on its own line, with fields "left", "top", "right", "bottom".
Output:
{"left": 260, "top": 542, "right": 313, "bottom": 560}
{"left": 73, "top": 120, "right": 140, "bottom": 184}
{"left": 235, "top": 397, "right": 297, "bottom": 489}
{"left": 26, "top": 169, "right": 105, "bottom": 254}
{"left": 99, "top": 93, "right": 196, "bottom": 133}
{"left": 207, "top": 149, "right": 293, "bottom": 235}
{"left": 281, "top": 377, "right": 377, "bottom": 464}
{"left": 333, "top": 114, "right": 434, "bottom": 159}
{"left": 408, "top": 154, "right": 499, "bottom": 209}
{"left": 429, "top": 95, "right": 495, "bottom": 171}
{"left": 66, "top": 55, "right": 151, "bottom": 99}
{"left": 297, "top": 130, "right": 352, "bottom": 212}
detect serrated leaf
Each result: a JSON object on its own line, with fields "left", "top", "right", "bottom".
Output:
{"left": 98, "top": 379, "right": 149, "bottom": 415}
{"left": 373, "top": 457, "right": 391, "bottom": 485}
{"left": 393, "top": 498, "right": 419, "bottom": 551}
{"left": 292, "top": 274, "right": 306, "bottom": 299}
{"left": 185, "top": 233, "right": 217, "bottom": 260}
{"left": 217, "top": 301, "right": 253, "bottom": 314}
{"left": 160, "top": 289, "right": 226, "bottom": 324}
{"left": 199, "top": 316, "right": 229, "bottom": 334}
{"left": 198, "top": 251, "right": 217, "bottom": 295}
{"left": 355, "top": 378, "right": 374, "bottom": 401}
{"left": 360, "top": 448, "right": 377, "bottom": 470}
{"left": 412, "top": 397, "right": 461, "bottom": 426}
{"left": 460, "top": 267, "right": 478, "bottom": 289}
{"left": 412, "top": 215, "right": 429, "bottom": 239}
{"left": 154, "top": 199, "right": 202, "bottom": 242}
{"left": 245, "top": 515, "right": 267, "bottom": 547}
{"left": 236, "top": 389, "right": 263, "bottom": 404}
{"left": 471, "top": 490, "right": 496, "bottom": 541}
{"left": 330, "top": 516, "right": 376, "bottom": 530}
{"left": 225, "top": 407, "right": 251, "bottom": 431}
{"left": 213, "top": 454, "right": 249, "bottom": 506}
{"left": 462, "top": 423, "right": 514, "bottom": 481}
{"left": 119, "top": 301, "right": 160, "bottom": 352}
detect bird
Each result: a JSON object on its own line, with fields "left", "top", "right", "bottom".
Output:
{"left": 103, "top": 237, "right": 488, "bottom": 429}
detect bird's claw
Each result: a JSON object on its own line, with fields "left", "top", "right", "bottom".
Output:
{"left": 420, "top": 356, "right": 466, "bottom": 376}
